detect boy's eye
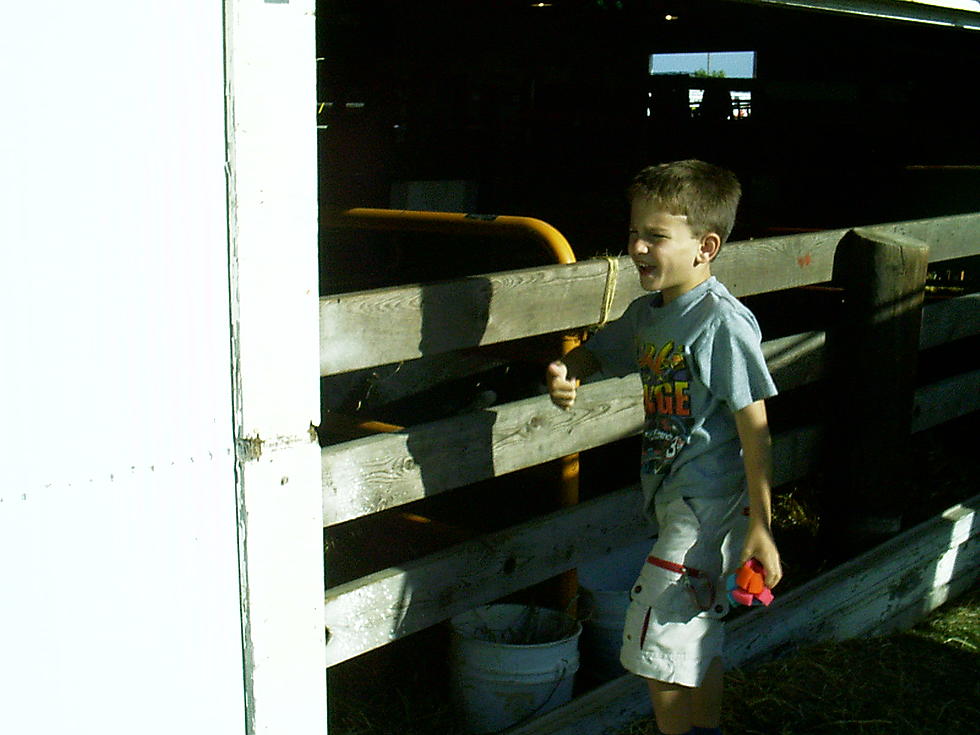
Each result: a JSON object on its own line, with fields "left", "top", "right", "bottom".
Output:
{"left": 629, "top": 229, "right": 666, "bottom": 243}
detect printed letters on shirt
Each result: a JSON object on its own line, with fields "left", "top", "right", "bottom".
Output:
{"left": 638, "top": 341, "right": 694, "bottom": 475}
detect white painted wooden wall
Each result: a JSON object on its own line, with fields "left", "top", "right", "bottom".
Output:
{"left": 0, "top": 2, "right": 325, "bottom": 734}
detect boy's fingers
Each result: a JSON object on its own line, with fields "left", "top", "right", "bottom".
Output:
{"left": 740, "top": 545, "right": 782, "bottom": 589}
{"left": 546, "top": 362, "right": 577, "bottom": 409}
{"left": 769, "top": 560, "right": 784, "bottom": 588}
{"left": 547, "top": 361, "right": 568, "bottom": 380}
{"left": 550, "top": 390, "right": 576, "bottom": 407}
{"left": 758, "top": 555, "right": 782, "bottom": 588}
{"left": 549, "top": 386, "right": 576, "bottom": 409}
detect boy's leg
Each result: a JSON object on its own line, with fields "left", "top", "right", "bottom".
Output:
{"left": 645, "top": 677, "right": 692, "bottom": 734}
{"left": 623, "top": 494, "right": 743, "bottom": 735}
{"left": 645, "top": 656, "right": 722, "bottom": 735}
{"left": 690, "top": 656, "right": 724, "bottom": 728}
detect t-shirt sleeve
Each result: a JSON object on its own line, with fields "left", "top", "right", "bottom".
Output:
{"left": 691, "top": 310, "right": 777, "bottom": 411}
{"left": 581, "top": 297, "right": 643, "bottom": 379}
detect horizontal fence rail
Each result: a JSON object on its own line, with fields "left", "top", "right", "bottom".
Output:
{"left": 320, "top": 213, "right": 980, "bottom": 375}
{"left": 920, "top": 291, "right": 980, "bottom": 349}
{"left": 322, "top": 375, "right": 641, "bottom": 527}
{"left": 324, "top": 484, "right": 650, "bottom": 667}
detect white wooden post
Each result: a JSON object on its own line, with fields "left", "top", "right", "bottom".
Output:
{"left": 224, "top": 1, "right": 327, "bottom": 733}
{"left": 0, "top": 3, "right": 247, "bottom": 734}
{"left": 0, "top": 2, "right": 325, "bottom": 733}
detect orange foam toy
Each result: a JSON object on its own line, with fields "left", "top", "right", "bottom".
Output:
{"left": 728, "top": 558, "right": 774, "bottom": 606}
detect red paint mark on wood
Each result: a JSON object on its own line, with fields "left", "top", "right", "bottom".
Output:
{"left": 797, "top": 253, "right": 813, "bottom": 267}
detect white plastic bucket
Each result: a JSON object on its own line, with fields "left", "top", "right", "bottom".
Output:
{"left": 578, "top": 588, "right": 630, "bottom": 683}
{"left": 449, "top": 604, "right": 581, "bottom": 734}
{"left": 577, "top": 537, "right": 654, "bottom": 684}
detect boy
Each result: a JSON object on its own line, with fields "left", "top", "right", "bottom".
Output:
{"left": 547, "top": 160, "right": 782, "bottom": 735}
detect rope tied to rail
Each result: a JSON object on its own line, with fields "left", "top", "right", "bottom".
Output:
{"left": 594, "top": 255, "right": 619, "bottom": 330}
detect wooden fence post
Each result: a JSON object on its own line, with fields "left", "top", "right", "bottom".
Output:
{"left": 828, "top": 227, "right": 930, "bottom": 550}
{"left": 225, "top": 1, "right": 327, "bottom": 732}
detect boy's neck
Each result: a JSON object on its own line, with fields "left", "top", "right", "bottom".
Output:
{"left": 662, "top": 266, "right": 712, "bottom": 305}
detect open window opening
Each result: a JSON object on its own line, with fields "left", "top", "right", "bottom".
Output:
{"left": 648, "top": 50, "right": 756, "bottom": 120}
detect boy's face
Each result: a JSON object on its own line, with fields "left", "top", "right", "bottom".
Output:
{"left": 627, "top": 197, "right": 719, "bottom": 303}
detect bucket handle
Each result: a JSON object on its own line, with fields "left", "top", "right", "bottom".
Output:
{"left": 484, "top": 658, "right": 572, "bottom": 734}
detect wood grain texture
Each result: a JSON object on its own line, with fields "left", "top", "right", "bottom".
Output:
{"left": 321, "top": 375, "right": 642, "bottom": 526}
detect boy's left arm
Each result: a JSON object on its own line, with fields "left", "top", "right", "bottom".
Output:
{"left": 734, "top": 399, "right": 783, "bottom": 589}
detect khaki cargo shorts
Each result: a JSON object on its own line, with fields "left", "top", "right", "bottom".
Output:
{"left": 619, "top": 490, "right": 748, "bottom": 687}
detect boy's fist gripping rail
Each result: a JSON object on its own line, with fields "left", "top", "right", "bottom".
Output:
{"left": 547, "top": 360, "right": 579, "bottom": 410}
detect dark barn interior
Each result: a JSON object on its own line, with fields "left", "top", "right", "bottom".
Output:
{"left": 318, "top": 0, "right": 980, "bottom": 294}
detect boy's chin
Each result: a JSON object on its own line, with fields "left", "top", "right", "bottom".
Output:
{"left": 637, "top": 275, "right": 661, "bottom": 292}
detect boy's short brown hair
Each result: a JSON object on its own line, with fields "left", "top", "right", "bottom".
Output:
{"left": 628, "top": 159, "right": 741, "bottom": 244}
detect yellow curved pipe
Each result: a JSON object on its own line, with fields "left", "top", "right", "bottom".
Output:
{"left": 326, "top": 208, "right": 578, "bottom": 266}
{"left": 328, "top": 207, "right": 582, "bottom": 611}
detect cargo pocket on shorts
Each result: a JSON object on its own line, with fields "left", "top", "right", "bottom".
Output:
{"left": 622, "top": 596, "right": 653, "bottom": 651}
{"left": 637, "top": 494, "right": 731, "bottom": 621}
{"left": 628, "top": 557, "right": 701, "bottom": 622}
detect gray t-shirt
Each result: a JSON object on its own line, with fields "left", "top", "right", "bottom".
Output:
{"left": 584, "top": 277, "right": 777, "bottom": 517}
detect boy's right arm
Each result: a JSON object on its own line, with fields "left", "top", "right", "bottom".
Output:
{"left": 546, "top": 345, "right": 601, "bottom": 409}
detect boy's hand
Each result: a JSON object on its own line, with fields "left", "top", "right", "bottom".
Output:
{"left": 740, "top": 520, "right": 782, "bottom": 589}
{"left": 546, "top": 361, "right": 578, "bottom": 409}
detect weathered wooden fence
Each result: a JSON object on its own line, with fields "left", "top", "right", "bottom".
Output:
{"left": 321, "top": 213, "right": 980, "bottom": 721}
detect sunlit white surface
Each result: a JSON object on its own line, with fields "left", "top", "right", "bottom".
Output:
{"left": 0, "top": 4, "right": 246, "bottom": 734}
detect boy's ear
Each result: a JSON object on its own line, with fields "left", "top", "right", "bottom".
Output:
{"left": 697, "top": 232, "right": 722, "bottom": 264}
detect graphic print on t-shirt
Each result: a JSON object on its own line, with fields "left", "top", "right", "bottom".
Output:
{"left": 638, "top": 341, "right": 695, "bottom": 475}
